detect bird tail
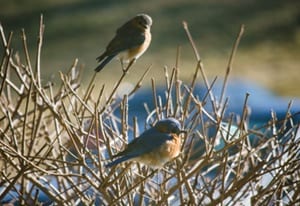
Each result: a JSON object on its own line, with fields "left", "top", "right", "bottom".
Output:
{"left": 95, "top": 55, "right": 115, "bottom": 72}
{"left": 105, "top": 156, "right": 131, "bottom": 168}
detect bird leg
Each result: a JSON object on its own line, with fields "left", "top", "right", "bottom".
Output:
{"left": 120, "top": 58, "right": 125, "bottom": 71}
{"left": 122, "top": 58, "right": 136, "bottom": 73}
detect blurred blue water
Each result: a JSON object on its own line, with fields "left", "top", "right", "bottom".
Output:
{"left": 126, "top": 79, "right": 300, "bottom": 127}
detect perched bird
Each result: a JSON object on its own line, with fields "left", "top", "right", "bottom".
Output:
{"left": 95, "top": 14, "right": 152, "bottom": 72}
{"left": 106, "top": 118, "right": 186, "bottom": 169}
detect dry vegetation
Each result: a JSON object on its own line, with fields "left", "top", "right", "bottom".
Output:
{"left": 1, "top": 16, "right": 300, "bottom": 205}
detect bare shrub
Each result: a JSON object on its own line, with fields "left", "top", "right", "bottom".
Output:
{"left": 1, "top": 16, "right": 299, "bottom": 205}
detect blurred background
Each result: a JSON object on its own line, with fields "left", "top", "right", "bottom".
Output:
{"left": 1, "top": 0, "right": 300, "bottom": 96}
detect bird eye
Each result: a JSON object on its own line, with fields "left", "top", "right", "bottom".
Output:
{"left": 136, "top": 17, "right": 148, "bottom": 27}
{"left": 171, "top": 126, "right": 180, "bottom": 134}
{"left": 138, "top": 19, "right": 145, "bottom": 25}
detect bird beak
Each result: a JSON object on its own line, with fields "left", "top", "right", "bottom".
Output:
{"left": 180, "top": 130, "right": 188, "bottom": 134}
{"left": 142, "top": 24, "right": 149, "bottom": 29}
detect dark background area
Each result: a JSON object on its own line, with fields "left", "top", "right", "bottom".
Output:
{"left": 1, "top": 0, "right": 300, "bottom": 96}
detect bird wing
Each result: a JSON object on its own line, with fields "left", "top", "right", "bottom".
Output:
{"left": 115, "top": 128, "right": 173, "bottom": 159}
{"left": 105, "top": 155, "right": 131, "bottom": 167}
{"left": 105, "top": 29, "right": 146, "bottom": 55}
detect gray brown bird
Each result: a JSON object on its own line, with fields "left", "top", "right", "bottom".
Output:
{"left": 95, "top": 14, "right": 152, "bottom": 72}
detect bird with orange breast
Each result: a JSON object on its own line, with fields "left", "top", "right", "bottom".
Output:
{"left": 106, "top": 118, "right": 186, "bottom": 169}
{"left": 95, "top": 14, "right": 152, "bottom": 72}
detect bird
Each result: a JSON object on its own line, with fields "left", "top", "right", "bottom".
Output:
{"left": 106, "top": 118, "right": 186, "bottom": 169}
{"left": 95, "top": 14, "right": 152, "bottom": 72}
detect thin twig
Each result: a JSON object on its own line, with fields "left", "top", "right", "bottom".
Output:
{"left": 219, "top": 24, "right": 245, "bottom": 105}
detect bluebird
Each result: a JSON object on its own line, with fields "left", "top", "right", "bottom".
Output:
{"left": 106, "top": 118, "right": 186, "bottom": 169}
{"left": 95, "top": 14, "right": 152, "bottom": 72}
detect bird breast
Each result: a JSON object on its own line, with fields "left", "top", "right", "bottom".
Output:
{"left": 133, "top": 133, "right": 181, "bottom": 169}
{"left": 119, "top": 28, "right": 151, "bottom": 62}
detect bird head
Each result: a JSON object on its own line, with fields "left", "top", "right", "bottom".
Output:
{"left": 134, "top": 14, "right": 152, "bottom": 29}
{"left": 155, "top": 118, "right": 187, "bottom": 135}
